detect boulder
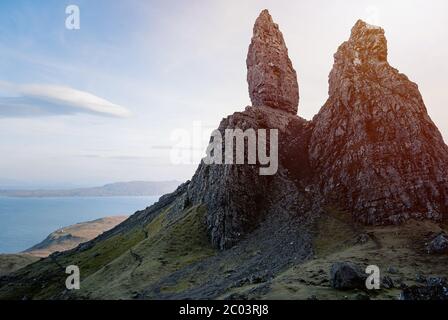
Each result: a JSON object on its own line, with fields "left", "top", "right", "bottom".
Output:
{"left": 330, "top": 262, "right": 367, "bottom": 290}
{"left": 382, "top": 275, "right": 395, "bottom": 289}
{"left": 427, "top": 233, "right": 448, "bottom": 254}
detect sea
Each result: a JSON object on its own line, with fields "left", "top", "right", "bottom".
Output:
{"left": 0, "top": 196, "right": 159, "bottom": 254}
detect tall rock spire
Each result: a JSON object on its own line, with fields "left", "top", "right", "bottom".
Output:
{"left": 310, "top": 20, "right": 448, "bottom": 224}
{"left": 246, "top": 9, "right": 299, "bottom": 114}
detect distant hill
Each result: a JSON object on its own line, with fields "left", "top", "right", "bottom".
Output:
{"left": 0, "top": 216, "right": 128, "bottom": 276}
{"left": 0, "top": 181, "right": 180, "bottom": 198}
{"left": 24, "top": 216, "right": 128, "bottom": 258}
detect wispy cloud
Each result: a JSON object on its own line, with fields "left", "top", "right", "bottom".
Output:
{"left": 0, "top": 81, "right": 131, "bottom": 118}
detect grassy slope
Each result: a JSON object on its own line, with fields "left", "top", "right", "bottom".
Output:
{"left": 0, "top": 205, "right": 215, "bottom": 300}
{"left": 76, "top": 205, "right": 216, "bottom": 299}
{"left": 1, "top": 202, "right": 447, "bottom": 300}
{"left": 0, "top": 254, "right": 39, "bottom": 277}
{"left": 259, "top": 208, "right": 448, "bottom": 300}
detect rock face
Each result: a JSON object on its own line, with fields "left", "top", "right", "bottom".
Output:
{"left": 185, "top": 10, "right": 310, "bottom": 250}
{"left": 247, "top": 10, "right": 299, "bottom": 114}
{"left": 309, "top": 20, "right": 448, "bottom": 224}
{"left": 187, "top": 106, "right": 312, "bottom": 249}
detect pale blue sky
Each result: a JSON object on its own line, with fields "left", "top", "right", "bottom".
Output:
{"left": 0, "top": 0, "right": 447, "bottom": 187}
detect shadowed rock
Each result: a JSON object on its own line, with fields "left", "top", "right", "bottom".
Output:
{"left": 247, "top": 9, "right": 299, "bottom": 114}
{"left": 427, "top": 233, "right": 448, "bottom": 254}
{"left": 330, "top": 262, "right": 367, "bottom": 290}
{"left": 400, "top": 277, "right": 448, "bottom": 300}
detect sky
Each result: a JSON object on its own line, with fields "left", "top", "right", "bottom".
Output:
{"left": 0, "top": 0, "right": 447, "bottom": 188}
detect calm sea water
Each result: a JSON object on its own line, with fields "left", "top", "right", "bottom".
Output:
{"left": 0, "top": 196, "right": 159, "bottom": 254}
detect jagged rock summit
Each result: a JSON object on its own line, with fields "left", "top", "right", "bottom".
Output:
{"left": 187, "top": 16, "right": 448, "bottom": 248}
{"left": 310, "top": 19, "right": 448, "bottom": 224}
{"left": 187, "top": 9, "right": 309, "bottom": 250}
{"left": 247, "top": 9, "right": 299, "bottom": 114}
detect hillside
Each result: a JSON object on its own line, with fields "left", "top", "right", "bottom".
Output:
{"left": 0, "top": 254, "right": 39, "bottom": 277}
{"left": 0, "top": 10, "right": 447, "bottom": 300}
{"left": 0, "top": 216, "right": 127, "bottom": 277}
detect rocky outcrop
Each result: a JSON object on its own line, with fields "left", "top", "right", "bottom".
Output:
{"left": 309, "top": 20, "right": 448, "bottom": 224}
{"left": 187, "top": 16, "right": 448, "bottom": 249}
{"left": 187, "top": 106, "right": 311, "bottom": 249}
{"left": 247, "top": 10, "right": 299, "bottom": 114}
{"left": 185, "top": 10, "right": 310, "bottom": 250}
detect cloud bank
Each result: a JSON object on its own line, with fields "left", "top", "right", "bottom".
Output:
{"left": 0, "top": 82, "right": 131, "bottom": 118}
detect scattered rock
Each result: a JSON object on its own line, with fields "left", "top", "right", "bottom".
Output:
{"left": 427, "top": 233, "right": 448, "bottom": 254}
{"left": 427, "top": 276, "right": 448, "bottom": 288}
{"left": 387, "top": 266, "right": 399, "bottom": 275}
{"left": 400, "top": 277, "right": 448, "bottom": 300}
{"left": 235, "top": 272, "right": 271, "bottom": 287}
{"left": 224, "top": 293, "right": 249, "bottom": 300}
{"left": 248, "top": 283, "right": 271, "bottom": 296}
{"left": 382, "top": 275, "right": 395, "bottom": 289}
{"left": 330, "top": 262, "right": 367, "bottom": 290}
{"left": 355, "top": 293, "right": 370, "bottom": 300}
{"left": 356, "top": 233, "right": 370, "bottom": 244}
{"left": 415, "top": 273, "right": 426, "bottom": 283}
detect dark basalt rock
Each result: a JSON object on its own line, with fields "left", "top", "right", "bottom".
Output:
{"left": 187, "top": 106, "right": 311, "bottom": 249}
{"left": 427, "top": 233, "right": 448, "bottom": 254}
{"left": 382, "top": 275, "right": 395, "bottom": 289}
{"left": 330, "top": 262, "right": 367, "bottom": 290}
{"left": 400, "top": 277, "right": 448, "bottom": 300}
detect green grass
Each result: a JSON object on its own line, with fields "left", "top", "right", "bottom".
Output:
{"left": 74, "top": 205, "right": 216, "bottom": 299}
{"left": 260, "top": 214, "right": 448, "bottom": 300}
{"left": 313, "top": 206, "right": 359, "bottom": 258}
{"left": 0, "top": 254, "right": 39, "bottom": 277}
